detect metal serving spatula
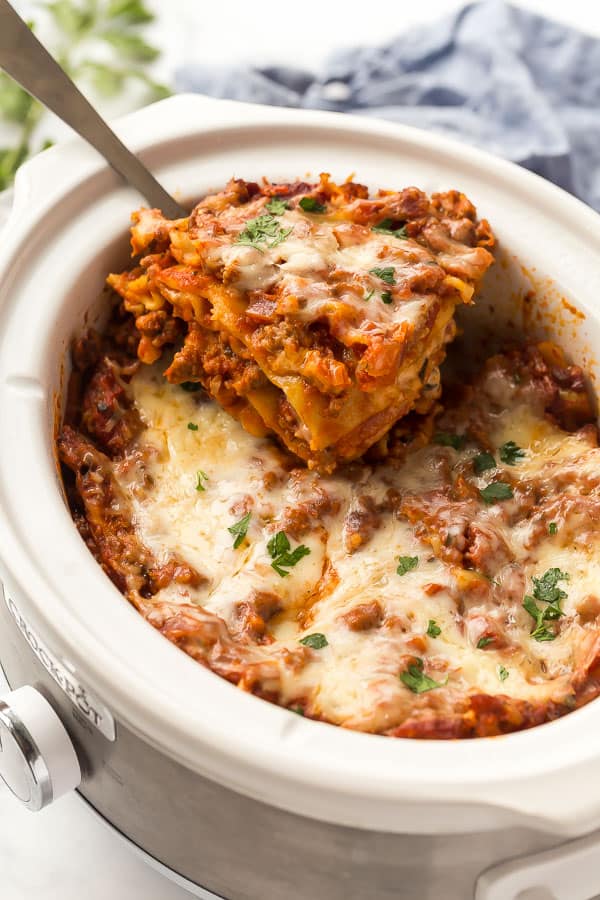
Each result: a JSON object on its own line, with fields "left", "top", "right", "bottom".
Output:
{"left": 0, "top": 0, "right": 186, "bottom": 218}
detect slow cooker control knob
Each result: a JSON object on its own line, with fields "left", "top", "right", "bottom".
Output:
{"left": 0, "top": 686, "right": 80, "bottom": 810}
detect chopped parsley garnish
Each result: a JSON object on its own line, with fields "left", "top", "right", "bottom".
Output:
{"left": 195, "top": 470, "right": 209, "bottom": 492}
{"left": 292, "top": 706, "right": 305, "bottom": 716}
{"left": 369, "top": 266, "right": 396, "bottom": 285}
{"left": 363, "top": 290, "right": 374, "bottom": 302}
{"left": 236, "top": 214, "right": 292, "bottom": 250}
{"left": 400, "top": 658, "right": 447, "bottom": 694}
{"left": 473, "top": 451, "right": 496, "bottom": 474}
{"left": 227, "top": 512, "right": 251, "bottom": 549}
{"left": 523, "top": 567, "right": 569, "bottom": 642}
{"left": 267, "top": 530, "right": 311, "bottom": 577}
{"left": 426, "top": 619, "right": 441, "bottom": 638}
{"left": 180, "top": 381, "right": 201, "bottom": 392}
{"left": 497, "top": 665, "right": 509, "bottom": 682}
{"left": 549, "top": 521, "right": 558, "bottom": 535}
{"left": 381, "top": 291, "right": 393, "bottom": 304}
{"left": 187, "top": 422, "right": 199, "bottom": 431}
{"left": 397, "top": 555, "right": 418, "bottom": 576}
{"left": 371, "top": 219, "right": 408, "bottom": 239}
{"left": 299, "top": 196, "right": 326, "bottom": 213}
{"left": 499, "top": 440, "right": 525, "bottom": 465}
{"left": 477, "top": 636, "right": 494, "bottom": 649}
{"left": 434, "top": 432, "right": 466, "bottom": 451}
{"left": 479, "top": 482, "right": 513, "bottom": 504}
{"left": 265, "top": 197, "right": 289, "bottom": 214}
{"left": 299, "top": 632, "right": 328, "bottom": 650}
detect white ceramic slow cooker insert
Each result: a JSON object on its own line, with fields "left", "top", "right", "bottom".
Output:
{"left": 1, "top": 95, "right": 600, "bottom": 900}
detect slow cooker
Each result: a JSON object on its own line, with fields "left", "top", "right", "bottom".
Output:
{"left": 1, "top": 94, "right": 600, "bottom": 900}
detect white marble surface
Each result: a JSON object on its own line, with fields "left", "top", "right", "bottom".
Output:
{"left": 2, "top": 2, "right": 600, "bottom": 898}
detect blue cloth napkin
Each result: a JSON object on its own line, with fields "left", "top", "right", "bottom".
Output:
{"left": 175, "top": 0, "right": 600, "bottom": 211}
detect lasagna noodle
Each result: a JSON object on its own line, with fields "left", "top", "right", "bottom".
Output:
{"left": 107, "top": 177, "right": 495, "bottom": 469}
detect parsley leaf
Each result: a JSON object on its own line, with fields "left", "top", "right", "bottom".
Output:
{"left": 363, "top": 290, "right": 374, "bottom": 302}
{"left": 499, "top": 440, "right": 525, "bottom": 465}
{"left": 187, "top": 422, "right": 198, "bottom": 431}
{"left": 228, "top": 512, "right": 251, "bottom": 550}
{"left": 236, "top": 214, "right": 292, "bottom": 251}
{"left": 265, "top": 197, "right": 289, "bottom": 215}
{"left": 397, "top": 555, "right": 418, "bottom": 576}
{"left": 479, "top": 482, "right": 513, "bottom": 504}
{"left": 195, "top": 470, "right": 209, "bottom": 492}
{"left": 532, "top": 568, "right": 569, "bottom": 607}
{"left": 369, "top": 266, "right": 396, "bottom": 285}
{"left": 371, "top": 219, "right": 408, "bottom": 239}
{"left": 299, "top": 197, "right": 326, "bottom": 213}
{"left": 434, "top": 432, "right": 466, "bottom": 451}
{"left": 473, "top": 451, "right": 496, "bottom": 474}
{"left": 267, "top": 530, "right": 311, "bottom": 577}
{"left": 299, "top": 633, "right": 328, "bottom": 650}
{"left": 549, "top": 521, "right": 558, "bottom": 535}
{"left": 381, "top": 291, "right": 393, "bottom": 304}
{"left": 497, "top": 665, "right": 509, "bottom": 682}
{"left": 522, "top": 568, "right": 569, "bottom": 642}
{"left": 426, "top": 619, "right": 441, "bottom": 638}
{"left": 477, "top": 636, "right": 494, "bottom": 649}
{"left": 400, "top": 658, "right": 447, "bottom": 694}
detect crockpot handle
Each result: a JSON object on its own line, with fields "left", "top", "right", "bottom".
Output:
{"left": 476, "top": 829, "right": 600, "bottom": 900}
{"left": 0, "top": 685, "right": 80, "bottom": 811}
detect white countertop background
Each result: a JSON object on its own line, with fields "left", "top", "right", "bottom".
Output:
{"left": 2, "top": 1, "right": 600, "bottom": 898}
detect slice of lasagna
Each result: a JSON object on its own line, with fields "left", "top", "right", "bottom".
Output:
{"left": 108, "top": 176, "right": 495, "bottom": 470}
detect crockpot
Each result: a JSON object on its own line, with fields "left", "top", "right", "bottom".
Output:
{"left": 1, "top": 94, "right": 600, "bottom": 900}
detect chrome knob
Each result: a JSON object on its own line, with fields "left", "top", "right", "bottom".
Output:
{"left": 0, "top": 686, "right": 80, "bottom": 810}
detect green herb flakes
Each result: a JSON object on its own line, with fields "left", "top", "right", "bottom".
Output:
{"left": 549, "top": 522, "right": 558, "bottom": 535}
{"left": 400, "top": 658, "right": 447, "bottom": 694}
{"left": 371, "top": 219, "right": 408, "bottom": 239}
{"left": 267, "top": 530, "right": 311, "bottom": 577}
{"left": 363, "top": 290, "right": 374, "bottom": 302}
{"left": 497, "top": 665, "right": 509, "bottom": 682}
{"left": 381, "top": 291, "right": 393, "bottom": 304}
{"left": 499, "top": 440, "right": 525, "bottom": 465}
{"left": 426, "top": 619, "right": 441, "bottom": 638}
{"left": 187, "top": 422, "right": 198, "bottom": 431}
{"left": 299, "top": 197, "right": 326, "bottom": 213}
{"left": 473, "top": 451, "right": 496, "bottom": 474}
{"left": 479, "top": 482, "right": 513, "bottom": 504}
{"left": 434, "top": 432, "right": 466, "bottom": 451}
{"left": 397, "top": 555, "right": 418, "bottom": 576}
{"left": 228, "top": 512, "right": 251, "bottom": 550}
{"left": 265, "top": 197, "right": 289, "bottom": 214}
{"left": 195, "top": 470, "right": 209, "bottom": 492}
{"left": 299, "top": 633, "right": 328, "bottom": 650}
{"left": 369, "top": 266, "right": 396, "bottom": 285}
{"left": 522, "top": 568, "right": 569, "bottom": 642}
{"left": 477, "top": 636, "right": 494, "bottom": 649}
{"left": 236, "top": 214, "right": 292, "bottom": 250}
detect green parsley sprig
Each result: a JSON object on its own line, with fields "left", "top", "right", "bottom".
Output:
{"left": 400, "top": 658, "right": 447, "bottom": 693}
{"left": 522, "top": 567, "right": 569, "bottom": 641}
{"left": 267, "top": 530, "right": 311, "bottom": 577}
{"left": 228, "top": 512, "right": 251, "bottom": 550}
{"left": 236, "top": 214, "right": 292, "bottom": 251}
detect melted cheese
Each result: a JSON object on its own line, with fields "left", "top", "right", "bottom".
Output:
{"left": 113, "top": 361, "right": 600, "bottom": 734}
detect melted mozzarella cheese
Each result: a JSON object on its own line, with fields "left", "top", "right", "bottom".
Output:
{"left": 117, "top": 363, "right": 600, "bottom": 731}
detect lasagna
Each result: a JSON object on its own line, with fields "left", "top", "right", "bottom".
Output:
{"left": 107, "top": 176, "right": 494, "bottom": 470}
{"left": 59, "top": 313, "right": 600, "bottom": 737}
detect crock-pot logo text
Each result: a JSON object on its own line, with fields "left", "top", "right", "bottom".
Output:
{"left": 6, "top": 594, "right": 116, "bottom": 741}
